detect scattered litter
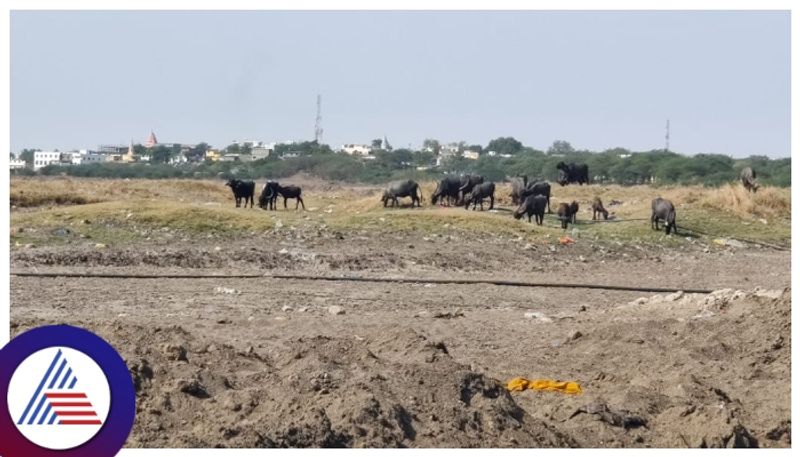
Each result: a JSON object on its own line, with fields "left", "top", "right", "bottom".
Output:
{"left": 94, "top": 243, "right": 108, "bottom": 249}
{"left": 507, "top": 377, "right": 582, "bottom": 395}
{"left": 281, "top": 305, "right": 293, "bottom": 312}
{"left": 559, "top": 236, "right": 575, "bottom": 245}
{"left": 713, "top": 238, "right": 747, "bottom": 248}
{"left": 568, "top": 401, "right": 647, "bottom": 429}
{"left": 327, "top": 305, "right": 345, "bottom": 315}
{"left": 275, "top": 220, "right": 284, "bottom": 229}
{"left": 214, "top": 286, "right": 240, "bottom": 295}
{"left": 523, "top": 311, "right": 553, "bottom": 323}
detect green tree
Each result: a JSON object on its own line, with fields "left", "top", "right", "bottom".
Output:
{"left": 371, "top": 139, "right": 383, "bottom": 149}
{"left": 19, "top": 148, "right": 39, "bottom": 166}
{"left": 547, "top": 140, "right": 575, "bottom": 155}
{"left": 150, "top": 145, "right": 174, "bottom": 164}
{"left": 186, "top": 142, "right": 210, "bottom": 162}
{"left": 422, "top": 138, "right": 441, "bottom": 154}
{"left": 486, "top": 137, "right": 523, "bottom": 155}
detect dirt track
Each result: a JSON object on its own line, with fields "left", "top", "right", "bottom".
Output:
{"left": 10, "top": 231, "right": 791, "bottom": 448}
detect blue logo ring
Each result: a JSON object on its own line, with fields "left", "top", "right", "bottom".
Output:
{"left": 0, "top": 325, "right": 136, "bottom": 457}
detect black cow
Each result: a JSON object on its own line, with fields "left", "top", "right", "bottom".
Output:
{"left": 382, "top": 180, "right": 422, "bottom": 208}
{"left": 520, "top": 181, "right": 552, "bottom": 213}
{"left": 569, "top": 201, "right": 579, "bottom": 223}
{"left": 592, "top": 197, "right": 608, "bottom": 220}
{"left": 556, "top": 202, "right": 577, "bottom": 229}
{"left": 225, "top": 179, "right": 255, "bottom": 208}
{"left": 259, "top": 181, "right": 279, "bottom": 210}
{"left": 431, "top": 176, "right": 462, "bottom": 206}
{"left": 556, "top": 162, "right": 590, "bottom": 186}
{"left": 464, "top": 182, "right": 495, "bottom": 211}
{"left": 651, "top": 198, "right": 677, "bottom": 235}
{"left": 458, "top": 175, "right": 485, "bottom": 202}
{"left": 513, "top": 194, "right": 548, "bottom": 225}
{"left": 740, "top": 167, "right": 759, "bottom": 193}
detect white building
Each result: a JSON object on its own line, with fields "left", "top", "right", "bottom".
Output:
{"left": 341, "top": 144, "right": 373, "bottom": 156}
{"left": 74, "top": 149, "right": 108, "bottom": 164}
{"left": 251, "top": 146, "right": 273, "bottom": 160}
{"left": 462, "top": 150, "right": 480, "bottom": 160}
{"left": 10, "top": 158, "right": 26, "bottom": 170}
{"left": 33, "top": 151, "right": 62, "bottom": 171}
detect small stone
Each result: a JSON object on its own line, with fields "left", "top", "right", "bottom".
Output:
{"left": 275, "top": 220, "right": 284, "bottom": 228}
{"left": 549, "top": 245, "right": 557, "bottom": 252}
{"left": 281, "top": 305, "right": 293, "bottom": 312}
{"left": 579, "top": 305, "right": 587, "bottom": 312}
{"left": 327, "top": 305, "right": 345, "bottom": 315}
{"left": 161, "top": 343, "right": 188, "bottom": 361}
{"left": 578, "top": 255, "right": 587, "bottom": 262}
{"left": 82, "top": 219, "right": 91, "bottom": 224}
{"left": 665, "top": 291, "right": 684, "bottom": 301}
{"left": 278, "top": 248, "right": 289, "bottom": 255}
{"left": 94, "top": 243, "right": 107, "bottom": 249}
{"left": 214, "top": 286, "right": 240, "bottom": 295}
{"left": 568, "top": 330, "right": 583, "bottom": 341}
{"left": 214, "top": 246, "right": 222, "bottom": 252}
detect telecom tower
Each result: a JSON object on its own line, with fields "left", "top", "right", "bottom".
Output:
{"left": 665, "top": 119, "right": 670, "bottom": 152}
{"left": 314, "top": 94, "right": 323, "bottom": 143}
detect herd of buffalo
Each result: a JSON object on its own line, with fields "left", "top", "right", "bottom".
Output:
{"left": 225, "top": 164, "right": 761, "bottom": 235}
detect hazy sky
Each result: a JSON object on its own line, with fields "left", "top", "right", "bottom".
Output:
{"left": 11, "top": 10, "right": 790, "bottom": 157}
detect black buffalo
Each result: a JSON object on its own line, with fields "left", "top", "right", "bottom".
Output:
{"left": 458, "top": 175, "right": 485, "bottom": 199}
{"left": 556, "top": 162, "right": 590, "bottom": 186}
{"left": 520, "top": 181, "right": 552, "bottom": 213}
{"left": 592, "top": 197, "right": 608, "bottom": 220}
{"left": 225, "top": 179, "right": 255, "bottom": 208}
{"left": 513, "top": 194, "right": 548, "bottom": 225}
{"left": 569, "top": 201, "right": 579, "bottom": 223}
{"left": 382, "top": 180, "right": 422, "bottom": 208}
{"left": 464, "top": 182, "right": 495, "bottom": 211}
{"left": 651, "top": 197, "right": 677, "bottom": 235}
{"left": 740, "top": 167, "right": 759, "bottom": 193}
{"left": 259, "top": 181, "right": 279, "bottom": 210}
{"left": 260, "top": 181, "right": 305, "bottom": 210}
{"left": 431, "top": 176, "right": 462, "bottom": 206}
{"left": 556, "top": 202, "right": 578, "bottom": 229}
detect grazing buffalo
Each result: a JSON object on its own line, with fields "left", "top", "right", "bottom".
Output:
{"left": 464, "top": 182, "right": 495, "bottom": 211}
{"left": 651, "top": 198, "right": 677, "bottom": 235}
{"left": 556, "top": 202, "right": 577, "bottom": 229}
{"left": 225, "top": 179, "right": 255, "bottom": 208}
{"left": 556, "top": 162, "right": 590, "bottom": 186}
{"left": 740, "top": 167, "right": 759, "bottom": 193}
{"left": 382, "top": 180, "right": 422, "bottom": 208}
{"left": 520, "top": 181, "right": 552, "bottom": 213}
{"left": 592, "top": 197, "right": 609, "bottom": 220}
{"left": 569, "top": 201, "right": 579, "bottom": 223}
{"left": 513, "top": 194, "right": 548, "bottom": 225}
{"left": 510, "top": 175, "right": 528, "bottom": 205}
{"left": 431, "top": 176, "right": 462, "bottom": 206}
{"left": 458, "top": 175, "right": 485, "bottom": 200}
{"left": 277, "top": 185, "right": 305, "bottom": 210}
{"left": 259, "top": 181, "right": 279, "bottom": 210}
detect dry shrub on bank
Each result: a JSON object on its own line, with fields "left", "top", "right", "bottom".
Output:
{"left": 697, "top": 184, "right": 790, "bottom": 220}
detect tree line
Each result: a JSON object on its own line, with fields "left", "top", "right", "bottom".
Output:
{"left": 17, "top": 138, "right": 790, "bottom": 187}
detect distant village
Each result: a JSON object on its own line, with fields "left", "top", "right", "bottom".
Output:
{"left": 9, "top": 131, "right": 509, "bottom": 172}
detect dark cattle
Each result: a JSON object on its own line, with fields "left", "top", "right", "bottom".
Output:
{"left": 556, "top": 162, "right": 590, "bottom": 186}
{"left": 556, "top": 202, "right": 577, "bottom": 229}
{"left": 276, "top": 185, "right": 305, "bottom": 210}
{"left": 431, "top": 176, "right": 462, "bottom": 206}
{"left": 651, "top": 197, "right": 677, "bottom": 235}
{"left": 740, "top": 167, "right": 759, "bottom": 193}
{"left": 569, "top": 201, "right": 579, "bottom": 224}
{"left": 513, "top": 194, "right": 548, "bottom": 225}
{"left": 259, "top": 181, "right": 279, "bottom": 210}
{"left": 225, "top": 179, "right": 255, "bottom": 208}
{"left": 520, "top": 181, "right": 552, "bottom": 213}
{"left": 259, "top": 181, "right": 305, "bottom": 210}
{"left": 510, "top": 175, "right": 528, "bottom": 205}
{"left": 458, "top": 175, "right": 485, "bottom": 200}
{"left": 464, "top": 182, "right": 495, "bottom": 211}
{"left": 592, "top": 197, "right": 609, "bottom": 220}
{"left": 382, "top": 180, "right": 422, "bottom": 208}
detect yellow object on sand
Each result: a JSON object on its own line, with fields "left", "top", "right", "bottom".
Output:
{"left": 558, "top": 236, "right": 576, "bottom": 245}
{"left": 506, "top": 377, "right": 582, "bottom": 394}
